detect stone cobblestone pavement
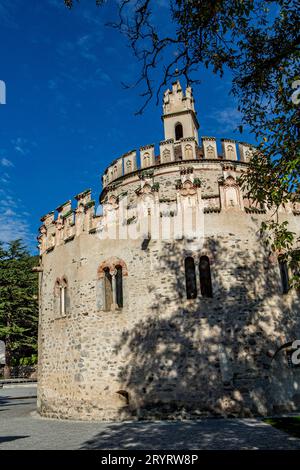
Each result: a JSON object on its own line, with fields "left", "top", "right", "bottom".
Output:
{"left": 1, "top": 386, "right": 300, "bottom": 450}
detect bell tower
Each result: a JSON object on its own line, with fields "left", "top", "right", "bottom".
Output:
{"left": 162, "top": 81, "right": 199, "bottom": 143}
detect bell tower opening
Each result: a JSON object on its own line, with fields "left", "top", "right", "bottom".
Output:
{"left": 162, "top": 80, "right": 199, "bottom": 143}
{"left": 175, "top": 122, "right": 183, "bottom": 141}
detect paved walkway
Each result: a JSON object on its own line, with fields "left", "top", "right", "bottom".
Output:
{"left": 1, "top": 386, "right": 300, "bottom": 450}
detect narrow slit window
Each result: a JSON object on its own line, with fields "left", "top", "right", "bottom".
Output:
{"left": 104, "top": 268, "right": 113, "bottom": 310}
{"left": 199, "top": 256, "right": 213, "bottom": 298}
{"left": 116, "top": 265, "right": 123, "bottom": 308}
{"left": 60, "top": 278, "right": 68, "bottom": 316}
{"left": 185, "top": 257, "right": 197, "bottom": 299}
{"left": 61, "top": 287, "right": 65, "bottom": 315}
{"left": 279, "top": 258, "right": 289, "bottom": 294}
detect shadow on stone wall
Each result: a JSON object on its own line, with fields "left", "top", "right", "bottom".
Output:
{"left": 112, "top": 235, "right": 300, "bottom": 419}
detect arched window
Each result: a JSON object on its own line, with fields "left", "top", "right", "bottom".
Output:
{"left": 54, "top": 279, "right": 60, "bottom": 295}
{"left": 162, "top": 149, "right": 171, "bottom": 163}
{"left": 244, "top": 150, "right": 251, "bottom": 162}
{"left": 207, "top": 145, "right": 215, "bottom": 159}
{"left": 54, "top": 277, "right": 69, "bottom": 317}
{"left": 98, "top": 258, "right": 128, "bottom": 311}
{"left": 143, "top": 153, "right": 151, "bottom": 167}
{"left": 60, "top": 277, "right": 68, "bottom": 316}
{"left": 175, "top": 123, "right": 183, "bottom": 141}
{"left": 227, "top": 145, "right": 234, "bottom": 160}
{"left": 199, "top": 256, "right": 213, "bottom": 298}
{"left": 278, "top": 258, "right": 289, "bottom": 294}
{"left": 185, "top": 257, "right": 197, "bottom": 299}
{"left": 116, "top": 265, "right": 123, "bottom": 308}
{"left": 54, "top": 279, "right": 60, "bottom": 317}
{"left": 104, "top": 268, "right": 113, "bottom": 311}
{"left": 185, "top": 144, "right": 193, "bottom": 159}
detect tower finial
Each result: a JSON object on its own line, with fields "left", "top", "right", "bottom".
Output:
{"left": 162, "top": 82, "right": 199, "bottom": 143}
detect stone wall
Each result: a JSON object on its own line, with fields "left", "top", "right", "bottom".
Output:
{"left": 38, "top": 160, "right": 300, "bottom": 253}
{"left": 37, "top": 161, "right": 300, "bottom": 420}
{"left": 101, "top": 138, "right": 254, "bottom": 188}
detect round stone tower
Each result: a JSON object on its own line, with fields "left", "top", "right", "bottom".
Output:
{"left": 37, "top": 82, "right": 300, "bottom": 420}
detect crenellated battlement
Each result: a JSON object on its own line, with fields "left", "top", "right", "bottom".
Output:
{"left": 38, "top": 159, "right": 300, "bottom": 256}
{"left": 40, "top": 81, "right": 298, "bottom": 256}
{"left": 101, "top": 136, "right": 255, "bottom": 189}
{"left": 38, "top": 189, "right": 102, "bottom": 254}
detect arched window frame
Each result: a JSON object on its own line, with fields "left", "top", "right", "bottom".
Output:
{"left": 185, "top": 144, "right": 193, "bottom": 159}
{"left": 175, "top": 122, "right": 183, "bottom": 141}
{"left": 143, "top": 153, "right": 151, "bottom": 167}
{"left": 103, "top": 267, "right": 113, "bottom": 311}
{"left": 54, "top": 276, "right": 69, "bottom": 318}
{"left": 162, "top": 149, "right": 171, "bottom": 163}
{"left": 98, "top": 258, "right": 128, "bottom": 311}
{"left": 199, "top": 256, "right": 213, "bottom": 298}
{"left": 227, "top": 144, "right": 234, "bottom": 159}
{"left": 207, "top": 145, "right": 215, "bottom": 159}
{"left": 184, "top": 256, "right": 197, "bottom": 299}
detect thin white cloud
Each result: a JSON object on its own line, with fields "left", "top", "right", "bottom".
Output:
{"left": 209, "top": 106, "right": 242, "bottom": 134}
{"left": 57, "top": 31, "right": 103, "bottom": 63}
{"left": 11, "top": 137, "right": 33, "bottom": 156}
{"left": 3, "top": 208, "right": 16, "bottom": 216}
{"left": 1, "top": 157, "right": 14, "bottom": 167}
{"left": 0, "top": 195, "right": 32, "bottom": 244}
{"left": 48, "top": 79, "right": 59, "bottom": 90}
{"left": 77, "top": 34, "right": 98, "bottom": 62}
{"left": 49, "top": 66, "right": 112, "bottom": 93}
{"left": 0, "top": 172, "right": 10, "bottom": 184}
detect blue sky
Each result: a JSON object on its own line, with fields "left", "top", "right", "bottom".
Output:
{"left": 0, "top": 0, "right": 254, "bottom": 253}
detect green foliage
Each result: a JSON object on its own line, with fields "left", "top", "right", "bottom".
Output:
{"left": 84, "top": 200, "right": 95, "bottom": 209}
{"left": 64, "top": 0, "right": 104, "bottom": 7}
{"left": 141, "top": 169, "right": 154, "bottom": 178}
{"left": 193, "top": 178, "right": 202, "bottom": 187}
{"left": 19, "top": 354, "right": 38, "bottom": 366}
{"left": 62, "top": 209, "right": 74, "bottom": 219}
{"left": 10, "top": 354, "right": 38, "bottom": 366}
{"left": 260, "top": 221, "right": 300, "bottom": 288}
{"left": 151, "top": 182, "right": 160, "bottom": 191}
{"left": 0, "top": 240, "right": 38, "bottom": 367}
{"left": 126, "top": 216, "right": 137, "bottom": 225}
{"left": 265, "top": 417, "right": 300, "bottom": 439}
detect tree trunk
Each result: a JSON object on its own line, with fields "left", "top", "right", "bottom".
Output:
{"left": 3, "top": 364, "right": 11, "bottom": 379}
